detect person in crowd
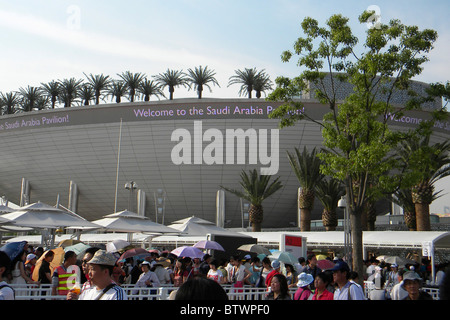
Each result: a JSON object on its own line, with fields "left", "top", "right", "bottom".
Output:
{"left": 153, "top": 257, "right": 172, "bottom": 284}
{"left": 330, "top": 261, "right": 365, "bottom": 300}
{"left": 79, "top": 247, "right": 100, "bottom": 292}
{"left": 247, "top": 256, "right": 261, "bottom": 286}
{"left": 265, "top": 274, "right": 291, "bottom": 300}
{"left": 242, "top": 255, "right": 252, "bottom": 270}
{"left": 175, "top": 275, "right": 228, "bottom": 300}
{"left": 52, "top": 250, "right": 79, "bottom": 296}
{"left": 401, "top": 271, "right": 432, "bottom": 300}
{"left": 25, "top": 253, "right": 37, "bottom": 277}
{"left": 295, "top": 257, "right": 306, "bottom": 274}
{"left": 312, "top": 271, "right": 334, "bottom": 300}
{"left": 434, "top": 263, "right": 447, "bottom": 286}
{"left": 368, "top": 273, "right": 390, "bottom": 300}
{"left": 173, "top": 258, "right": 189, "bottom": 287}
{"left": 348, "top": 271, "right": 364, "bottom": 293}
{"left": 390, "top": 268, "right": 409, "bottom": 300}
{"left": 218, "top": 259, "right": 229, "bottom": 283}
{"left": 265, "top": 260, "right": 281, "bottom": 288}
{"left": 38, "top": 250, "right": 54, "bottom": 287}
{"left": 189, "top": 257, "right": 202, "bottom": 278}
{"left": 285, "top": 263, "right": 298, "bottom": 288}
{"left": 386, "top": 263, "right": 399, "bottom": 287}
{"left": 260, "top": 257, "right": 272, "bottom": 287}
{"left": 67, "top": 250, "right": 127, "bottom": 300}
{"left": 229, "top": 255, "right": 251, "bottom": 288}
{"left": 365, "top": 257, "right": 379, "bottom": 280}
{"left": 199, "top": 254, "right": 212, "bottom": 275}
{"left": 294, "top": 272, "right": 314, "bottom": 300}
{"left": 133, "top": 261, "right": 161, "bottom": 295}
{"left": 11, "top": 250, "right": 39, "bottom": 293}
{"left": 207, "top": 259, "right": 224, "bottom": 284}
{"left": 0, "top": 251, "right": 14, "bottom": 300}
{"left": 34, "top": 247, "right": 44, "bottom": 260}
{"left": 439, "top": 265, "right": 450, "bottom": 300}
{"left": 304, "top": 253, "right": 322, "bottom": 290}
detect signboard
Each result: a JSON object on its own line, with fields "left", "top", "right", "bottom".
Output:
{"left": 422, "top": 241, "right": 433, "bottom": 257}
{"left": 280, "top": 234, "right": 307, "bottom": 259}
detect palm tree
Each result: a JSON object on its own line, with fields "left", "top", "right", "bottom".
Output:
{"left": 84, "top": 73, "right": 111, "bottom": 105}
{"left": 40, "top": 81, "right": 60, "bottom": 109}
{"left": 397, "top": 135, "right": 450, "bottom": 231}
{"left": 228, "top": 67, "right": 259, "bottom": 98}
{"left": 287, "top": 147, "right": 324, "bottom": 231}
{"left": 138, "top": 79, "right": 165, "bottom": 101}
{"left": 254, "top": 70, "right": 273, "bottom": 98}
{"left": 220, "top": 169, "right": 283, "bottom": 232}
{"left": 118, "top": 71, "right": 146, "bottom": 102}
{"left": 108, "top": 80, "right": 128, "bottom": 103}
{"left": 58, "top": 78, "right": 83, "bottom": 108}
{"left": 18, "top": 86, "right": 41, "bottom": 112}
{"left": 315, "top": 178, "right": 344, "bottom": 231}
{"left": 79, "top": 84, "right": 95, "bottom": 106}
{"left": 0, "top": 92, "right": 20, "bottom": 115}
{"left": 185, "top": 65, "right": 220, "bottom": 99}
{"left": 393, "top": 188, "right": 417, "bottom": 231}
{"left": 154, "top": 69, "right": 188, "bottom": 100}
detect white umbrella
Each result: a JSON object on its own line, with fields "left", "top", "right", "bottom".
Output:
{"left": 106, "top": 239, "right": 131, "bottom": 253}
{"left": 1, "top": 201, "right": 99, "bottom": 229}
{"left": 91, "top": 210, "right": 180, "bottom": 234}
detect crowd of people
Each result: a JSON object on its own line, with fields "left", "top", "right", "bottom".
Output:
{"left": 1, "top": 241, "right": 449, "bottom": 301}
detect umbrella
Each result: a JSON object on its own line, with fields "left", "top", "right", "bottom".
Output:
{"left": 119, "top": 248, "right": 151, "bottom": 260}
{"left": 0, "top": 241, "right": 27, "bottom": 261}
{"left": 90, "top": 210, "right": 180, "bottom": 234}
{"left": 193, "top": 240, "right": 225, "bottom": 251}
{"left": 317, "top": 259, "right": 335, "bottom": 270}
{"left": 64, "top": 243, "right": 91, "bottom": 256}
{"left": 269, "top": 251, "right": 298, "bottom": 265}
{"left": 237, "top": 244, "right": 271, "bottom": 255}
{"left": 32, "top": 247, "right": 65, "bottom": 282}
{"left": 382, "top": 256, "right": 416, "bottom": 266}
{"left": 171, "top": 246, "right": 205, "bottom": 259}
{"left": 58, "top": 239, "right": 83, "bottom": 248}
{"left": 1, "top": 201, "right": 99, "bottom": 229}
{"left": 106, "top": 239, "right": 130, "bottom": 253}
{"left": 316, "top": 254, "right": 329, "bottom": 261}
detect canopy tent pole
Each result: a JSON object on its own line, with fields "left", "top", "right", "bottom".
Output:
{"left": 114, "top": 118, "right": 123, "bottom": 213}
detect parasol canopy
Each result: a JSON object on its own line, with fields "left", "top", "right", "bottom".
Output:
{"left": 0, "top": 241, "right": 27, "bottom": 261}
{"left": 317, "top": 259, "right": 336, "bottom": 270}
{"left": 171, "top": 246, "right": 205, "bottom": 259}
{"left": 106, "top": 239, "right": 131, "bottom": 253}
{"left": 268, "top": 250, "right": 298, "bottom": 265}
{"left": 119, "top": 248, "right": 151, "bottom": 261}
{"left": 193, "top": 240, "right": 225, "bottom": 251}
{"left": 237, "top": 244, "right": 271, "bottom": 255}
{"left": 32, "top": 247, "right": 65, "bottom": 282}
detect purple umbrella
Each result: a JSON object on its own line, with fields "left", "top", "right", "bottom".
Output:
{"left": 171, "top": 246, "right": 205, "bottom": 259}
{"left": 193, "top": 240, "right": 225, "bottom": 251}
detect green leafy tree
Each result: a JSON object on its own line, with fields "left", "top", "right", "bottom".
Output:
{"left": 220, "top": 169, "right": 283, "bottom": 232}
{"left": 18, "top": 86, "right": 41, "bottom": 112}
{"left": 79, "top": 84, "right": 95, "bottom": 106}
{"left": 0, "top": 92, "right": 20, "bottom": 114}
{"left": 138, "top": 79, "right": 165, "bottom": 101}
{"left": 267, "top": 11, "right": 440, "bottom": 279}
{"left": 185, "top": 65, "right": 220, "bottom": 99}
{"left": 287, "top": 147, "right": 324, "bottom": 231}
{"left": 316, "top": 177, "right": 345, "bottom": 231}
{"left": 58, "top": 78, "right": 83, "bottom": 108}
{"left": 154, "top": 69, "right": 188, "bottom": 100}
{"left": 254, "top": 70, "right": 273, "bottom": 99}
{"left": 108, "top": 80, "right": 128, "bottom": 103}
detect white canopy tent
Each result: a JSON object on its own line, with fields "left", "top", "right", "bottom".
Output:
{"left": 167, "top": 216, "right": 251, "bottom": 237}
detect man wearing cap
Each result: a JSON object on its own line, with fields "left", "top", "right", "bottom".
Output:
{"left": 401, "top": 271, "right": 433, "bottom": 300}
{"left": 68, "top": 250, "right": 127, "bottom": 300}
{"left": 265, "top": 260, "right": 281, "bottom": 288}
{"left": 25, "top": 253, "right": 37, "bottom": 277}
{"left": 330, "top": 261, "right": 365, "bottom": 300}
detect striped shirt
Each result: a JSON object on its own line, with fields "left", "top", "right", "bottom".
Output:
{"left": 79, "top": 283, "right": 127, "bottom": 300}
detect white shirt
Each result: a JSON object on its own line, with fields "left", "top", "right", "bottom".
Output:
{"left": 333, "top": 281, "right": 366, "bottom": 300}
{"left": 207, "top": 269, "right": 223, "bottom": 283}
{"left": 0, "top": 281, "right": 15, "bottom": 300}
{"left": 134, "top": 271, "right": 161, "bottom": 291}
{"left": 390, "top": 281, "right": 409, "bottom": 300}
{"left": 79, "top": 284, "right": 127, "bottom": 300}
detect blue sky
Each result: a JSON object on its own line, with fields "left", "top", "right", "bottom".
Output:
{"left": 0, "top": 0, "right": 449, "bottom": 213}
{"left": 0, "top": 0, "right": 448, "bottom": 99}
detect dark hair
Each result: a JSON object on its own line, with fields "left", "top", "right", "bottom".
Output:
{"left": 271, "top": 274, "right": 289, "bottom": 298}
{"left": 44, "top": 250, "right": 55, "bottom": 258}
{"left": 251, "top": 256, "right": 260, "bottom": 263}
{"left": 307, "top": 253, "right": 316, "bottom": 262}
{"left": 64, "top": 250, "right": 76, "bottom": 261}
{"left": 262, "top": 257, "right": 271, "bottom": 265}
{"left": 0, "top": 251, "right": 12, "bottom": 278}
{"left": 209, "top": 259, "right": 219, "bottom": 268}
{"left": 316, "top": 271, "right": 332, "bottom": 286}
{"left": 298, "top": 257, "right": 306, "bottom": 264}
{"left": 175, "top": 276, "right": 228, "bottom": 300}
{"left": 85, "top": 247, "right": 101, "bottom": 256}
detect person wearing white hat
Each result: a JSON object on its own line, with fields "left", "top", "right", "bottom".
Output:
{"left": 68, "top": 250, "right": 127, "bottom": 300}
{"left": 401, "top": 271, "right": 432, "bottom": 300}
{"left": 294, "top": 272, "right": 314, "bottom": 300}
{"left": 133, "top": 260, "right": 161, "bottom": 294}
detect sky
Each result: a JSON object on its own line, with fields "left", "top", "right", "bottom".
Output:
{"left": 0, "top": 0, "right": 449, "bottom": 214}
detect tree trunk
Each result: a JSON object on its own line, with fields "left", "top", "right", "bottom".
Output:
{"left": 351, "top": 209, "right": 364, "bottom": 286}
{"left": 415, "top": 203, "right": 431, "bottom": 231}
{"left": 300, "top": 208, "right": 311, "bottom": 231}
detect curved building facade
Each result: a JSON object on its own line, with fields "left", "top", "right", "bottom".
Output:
{"left": 0, "top": 96, "right": 448, "bottom": 228}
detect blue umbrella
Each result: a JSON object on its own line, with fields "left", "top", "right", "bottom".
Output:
{"left": 0, "top": 241, "right": 27, "bottom": 261}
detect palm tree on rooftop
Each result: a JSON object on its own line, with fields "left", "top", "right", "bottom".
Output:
{"left": 18, "top": 86, "right": 41, "bottom": 112}
{"left": 40, "top": 81, "right": 60, "bottom": 109}
{"left": 185, "top": 65, "right": 220, "bottom": 99}
{"left": 254, "top": 70, "right": 273, "bottom": 99}
{"left": 58, "top": 78, "right": 83, "bottom": 108}
{"left": 79, "top": 84, "right": 95, "bottom": 106}
{"left": 138, "top": 79, "right": 165, "bottom": 101}
{"left": 228, "top": 67, "right": 259, "bottom": 99}
{"left": 0, "top": 92, "right": 20, "bottom": 115}
{"left": 108, "top": 80, "right": 128, "bottom": 103}
{"left": 220, "top": 169, "right": 283, "bottom": 232}
{"left": 118, "top": 71, "right": 146, "bottom": 102}
{"left": 153, "top": 69, "right": 188, "bottom": 100}
{"left": 84, "top": 73, "right": 111, "bottom": 105}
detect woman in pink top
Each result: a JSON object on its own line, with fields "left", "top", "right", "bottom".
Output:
{"left": 312, "top": 272, "right": 334, "bottom": 300}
